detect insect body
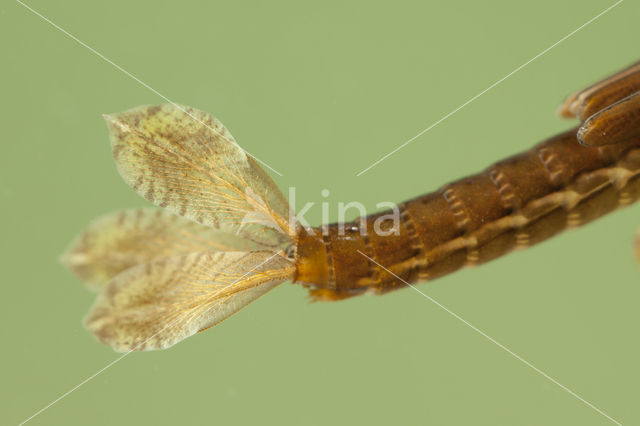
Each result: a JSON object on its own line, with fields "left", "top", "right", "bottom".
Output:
{"left": 297, "top": 128, "right": 640, "bottom": 300}
{"left": 63, "top": 62, "right": 640, "bottom": 351}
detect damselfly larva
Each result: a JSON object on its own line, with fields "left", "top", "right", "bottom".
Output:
{"left": 62, "top": 62, "right": 640, "bottom": 351}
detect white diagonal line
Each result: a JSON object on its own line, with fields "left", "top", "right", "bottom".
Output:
{"left": 15, "top": 0, "right": 283, "bottom": 177}
{"left": 355, "top": 0, "right": 625, "bottom": 176}
{"left": 357, "top": 251, "right": 623, "bottom": 425}
{"left": 18, "top": 252, "right": 284, "bottom": 425}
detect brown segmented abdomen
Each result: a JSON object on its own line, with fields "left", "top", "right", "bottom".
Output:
{"left": 294, "top": 129, "right": 640, "bottom": 298}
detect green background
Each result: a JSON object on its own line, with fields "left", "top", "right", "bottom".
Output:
{"left": 2, "top": 1, "right": 639, "bottom": 425}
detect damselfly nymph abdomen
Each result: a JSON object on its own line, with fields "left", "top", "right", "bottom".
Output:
{"left": 62, "top": 60, "right": 640, "bottom": 350}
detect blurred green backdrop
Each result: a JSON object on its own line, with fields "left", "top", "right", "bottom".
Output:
{"left": 2, "top": 1, "right": 639, "bottom": 425}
